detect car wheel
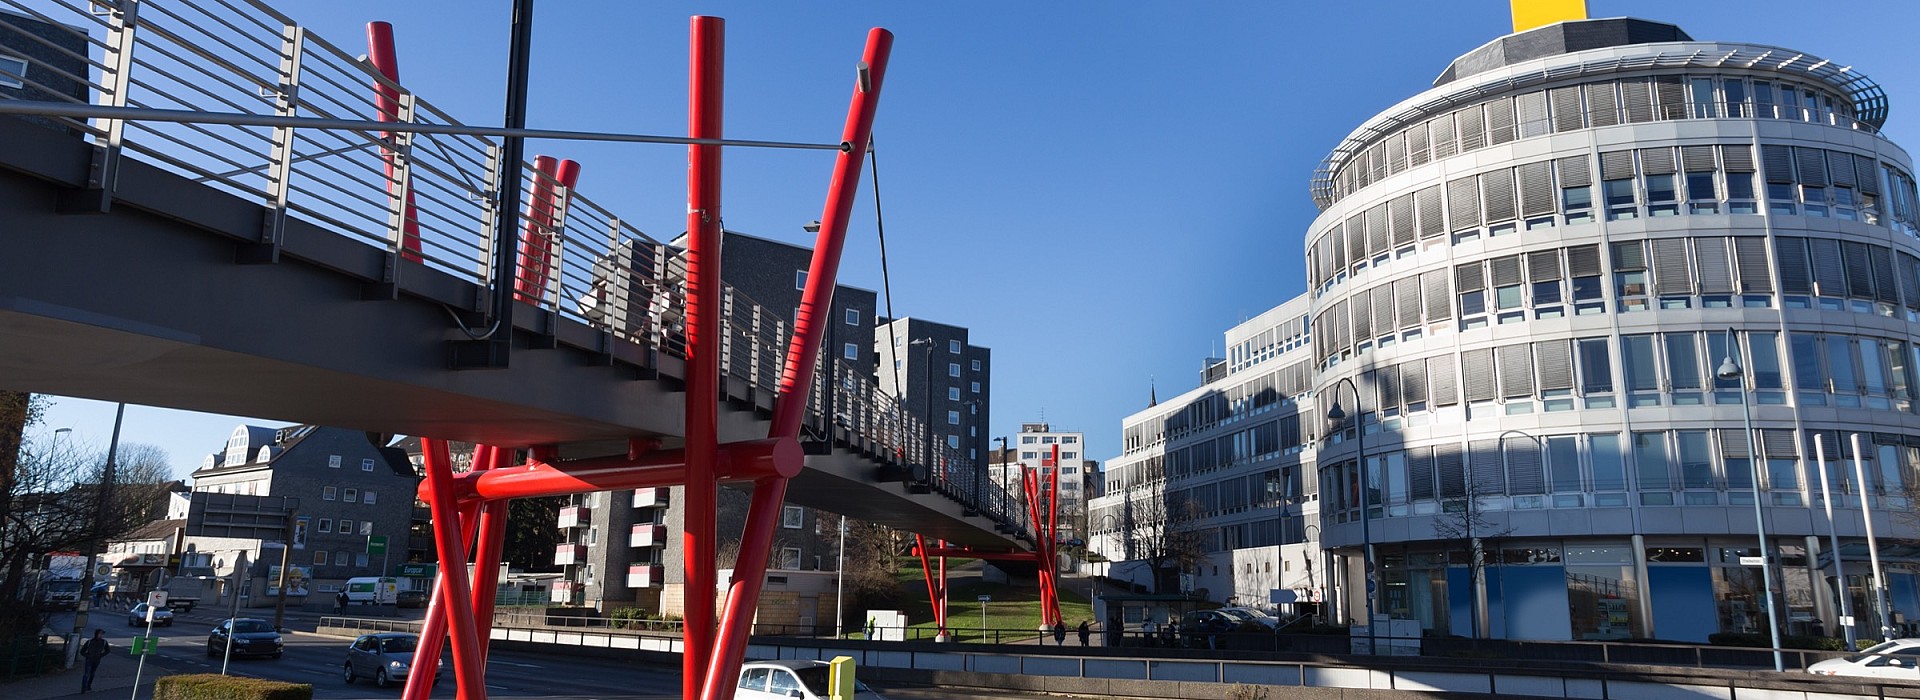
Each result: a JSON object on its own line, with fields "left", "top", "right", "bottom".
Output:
{"left": 344, "top": 662, "right": 356, "bottom": 684}
{"left": 376, "top": 668, "right": 391, "bottom": 688}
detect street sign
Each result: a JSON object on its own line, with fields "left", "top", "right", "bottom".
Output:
{"left": 129, "top": 636, "right": 158, "bottom": 656}
{"left": 1841, "top": 615, "right": 1856, "bottom": 626}
{"left": 976, "top": 595, "right": 991, "bottom": 602}
{"left": 1270, "top": 589, "right": 1299, "bottom": 604}
{"left": 366, "top": 535, "right": 388, "bottom": 556}
{"left": 1739, "top": 556, "right": 1767, "bottom": 566}
{"left": 146, "top": 591, "right": 167, "bottom": 609}
{"left": 395, "top": 562, "right": 435, "bottom": 578}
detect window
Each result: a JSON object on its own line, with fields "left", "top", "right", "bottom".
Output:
{"left": 0, "top": 56, "right": 23, "bottom": 90}
{"left": 1062, "top": 451, "right": 1077, "bottom": 459}
{"left": 794, "top": 270, "right": 807, "bottom": 290}
{"left": 339, "top": 519, "right": 353, "bottom": 534}
{"left": 323, "top": 486, "right": 338, "bottom": 501}
{"left": 360, "top": 521, "right": 373, "bottom": 535}
{"left": 1726, "top": 171, "right": 1757, "bottom": 214}
{"left": 843, "top": 343, "right": 858, "bottom": 360}
{"left": 1645, "top": 173, "right": 1679, "bottom": 216}
{"left": 779, "top": 548, "right": 801, "bottom": 570}
{"left": 344, "top": 488, "right": 358, "bottom": 503}
{"left": 947, "top": 387, "right": 960, "bottom": 401}
{"left": 971, "top": 359, "right": 981, "bottom": 371}
{"left": 314, "top": 551, "right": 328, "bottom": 566}
{"left": 971, "top": 381, "right": 981, "bottom": 393}
{"left": 361, "top": 458, "right": 375, "bottom": 472}
{"left": 782, "top": 505, "right": 804, "bottom": 529}
{"left": 362, "top": 490, "right": 376, "bottom": 505}
{"left": 1064, "top": 436, "right": 1077, "bottom": 444}
{"left": 1621, "top": 335, "right": 1660, "bottom": 407}
{"left": 355, "top": 553, "right": 370, "bottom": 567}
{"left": 1021, "top": 436, "right": 1036, "bottom": 444}
{"left": 948, "top": 363, "right": 960, "bottom": 377}
{"left": 318, "top": 519, "right": 333, "bottom": 534}
{"left": 1577, "top": 337, "right": 1615, "bottom": 408}
{"left": 845, "top": 308, "right": 859, "bottom": 326}
{"left": 947, "top": 435, "right": 959, "bottom": 448}
{"left": 1613, "top": 241, "right": 1649, "bottom": 312}
{"left": 947, "top": 410, "right": 959, "bottom": 425}
{"left": 1664, "top": 333, "right": 1703, "bottom": 405}
{"left": 1603, "top": 178, "right": 1637, "bottom": 220}
{"left": 329, "top": 455, "right": 342, "bottom": 469}
{"left": 1590, "top": 433, "right": 1627, "bottom": 497}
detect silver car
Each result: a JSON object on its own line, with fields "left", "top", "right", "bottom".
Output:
{"left": 343, "top": 633, "right": 442, "bottom": 688}
{"left": 126, "top": 602, "right": 173, "bottom": 627}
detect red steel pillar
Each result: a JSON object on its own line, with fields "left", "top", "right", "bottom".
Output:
{"left": 403, "top": 445, "right": 486, "bottom": 700}
{"left": 365, "top": 22, "right": 421, "bottom": 262}
{"left": 682, "top": 16, "right": 725, "bottom": 700}
{"left": 469, "top": 447, "right": 513, "bottom": 659}
{"left": 513, "top": 157, "right": 581, "bottom": 303}
{"left": 1047, "top": 444, "right": 1063, "bottom": 626}
{"left": 420, "top": 438, "right": 487, "bottom": 699}
{"left": 914, "top": 535, "right": 943, "bottom": 635}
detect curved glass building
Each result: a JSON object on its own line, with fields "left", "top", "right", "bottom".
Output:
{"left": 1092, "top": 15, "right": 1920, "bottom": 644}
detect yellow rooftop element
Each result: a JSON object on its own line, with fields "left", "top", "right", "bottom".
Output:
{"left": 1511, "top": 0, "right": 1589, "bottom": 33}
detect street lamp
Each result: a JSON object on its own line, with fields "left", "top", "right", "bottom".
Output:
{"left": 66, "top": 402, "right": 124, "bottom": 669}
{"left": 1323, "top": 377, "right": 1375, "bottom": 655}
{"left": 1717, "top": 328, "right": 1785, "bottom": 672}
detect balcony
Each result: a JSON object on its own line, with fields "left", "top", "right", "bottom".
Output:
{"left": 550, "top": 580, "right": 583, "bottom": 605}
{"left": 557, "top": 505, "right": 589, "bottom": 528}
{"left": 632, "top": 487, "right": 668, "bottom": 508}
{"left": 627, "top": 564, "right": 662, "bottom": 589}
{"left": 630, "top": 523, "right": 665, "bottom": 548}
{"left": 553, "top": 543, "right": 586, "bottom": 566}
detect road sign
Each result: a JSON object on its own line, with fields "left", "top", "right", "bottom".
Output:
{"left": 1739, "top": 556, "right": 1766, "bottom": 566}
{"left": 976, "top": 595, "right": 991, "bottom": 602}
{"left": 366, "top": 535, "right": 388, "bottom": 556}
{"left": 1270, "top": 589, "right": 1299, "bottom": 604}
{"left": 129, "top": 635, "right": 158, "bottom": 656}
{"left": 146, "top": 591, "right": 167, "bottom": 609}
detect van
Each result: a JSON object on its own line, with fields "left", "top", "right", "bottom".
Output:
{"left": 343, "top": 577, "right": 398, "bottom": 605}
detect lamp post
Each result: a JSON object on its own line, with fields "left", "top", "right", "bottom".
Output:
{"left": 1323, "top": 377, "right": 1375, "bottom": 655}
{"left": 66, "top": 402, "right": 123, "bottom": 669}
{"left": 910, "top": 338, "right": 934, "bottom": 483}
{"left": 835, "top": 514, "right": 847, "bottom": 638}
{"left": 1716, "top": 328, "right": 1785, "bottom": 672}
{"left": 995, "top": 436, "right": 1010, "bottom": 523}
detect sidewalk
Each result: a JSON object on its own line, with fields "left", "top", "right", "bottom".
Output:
{"left": 3, "top": 654, "right": 160, "bottom": 700}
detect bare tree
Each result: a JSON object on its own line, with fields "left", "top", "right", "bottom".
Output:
{"left": 1128, "top": 494, "right": 1206, "bottom": 595}
{"left": 0, "top": 432, "right": 174, "bottom": 614}
{"left": 1430, "top": 484, "right": 1513, "bottom": 638}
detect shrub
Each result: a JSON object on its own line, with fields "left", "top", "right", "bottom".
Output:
{"left": 154, "top": 673, "right": 311, "bottom": 700}
{"left": 1708, "top": 633, "right": 1859, "bottom": 651}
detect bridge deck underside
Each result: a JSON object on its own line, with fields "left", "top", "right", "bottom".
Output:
{"left": 0, "top": 116, "right": 1021, "bottom": 550}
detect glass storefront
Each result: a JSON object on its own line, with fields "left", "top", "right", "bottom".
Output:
{"left": 1565, "top": 545, "right": 1642, "bottom": 640}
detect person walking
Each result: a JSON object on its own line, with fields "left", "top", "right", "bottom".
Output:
{"left": 336, "top": 589, "right": 348, "bottom": 614}
{"left": 1076, "top": 620, "right": 1091, "bottom": 647}
{"left": 79, "top": 629, "right": 109, "bottom": 692}
{"left": 1052, "top": 620, "right": 1066, "bottom": 646}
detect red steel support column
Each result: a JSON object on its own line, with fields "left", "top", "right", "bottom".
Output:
{"left": 696, "top": 477, "right": 790, "bottom": 700}
{"left": 1047, "top": 444, "right": 1062, "bottom": 626}
{"left": 365, "top": 22, "right": 421, "bottom": 262}
{"left": 452, "top": 438, "right": 798, "bottom": 503}
{"left": 766, "top": 26, "right": 894, "bottom": 440}
{"left": 403, "top": 473, "right": 483, "bottom": 700}
{"left": 513, "top": 157, "right": 581, "bottom": 303}
{"left": 914, "top": 535, "right": 941, "bottom": 634}
{"left": 682, "top": 16, "right": 725, "bottom": 700}
{"left": 469, "top": 446, "right": 512, "bottom": 659}
{"left": 420, "top": 438, "right": 486, "bottom": 699}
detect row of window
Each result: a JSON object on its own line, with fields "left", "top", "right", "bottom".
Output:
{"left": 1321, "top": 428, "right": 1917, "bottom": 516}
{"left": 320, "top": 485, "right": 377, "bottom": 504}
{"left": 1311, "top": 234, "right": 1920, "bottom": 368}
{"left": 314, "top": 517, "right": 374, "bottom": 536}
{"left": 1309, "top": 143, "right": 1920, "bottom": 298}
{"left": 1125, "top": 359, "right": 1316, "bottom": 453}
{"left": 1321, "top": 73, "right": 1863, "bottom": 208}
{"left": 1228, "top": 312, "right": 1311, "bottom": 373}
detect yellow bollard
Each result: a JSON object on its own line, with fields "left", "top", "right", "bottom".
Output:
{"left": 827, "top": 655, "right": 856, "bottom": 700}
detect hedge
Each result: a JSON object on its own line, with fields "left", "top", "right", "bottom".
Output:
{"left": 1706, "top": 632, "right": 1880, "bottom": 651}
{"left": 154, "top": 673, "right": 312, "bottom": 700}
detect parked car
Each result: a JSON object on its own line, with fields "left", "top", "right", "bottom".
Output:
{"left": 1808, "top": 639, "right": 1920, "bottom": 678}
{"left": 126, "top": 602, "right": 173, "bottom": 627}
{"left": 1218, "top": 607, "right": 1281, "bottom": 629}
{"left": 1178, "top": 609, "right": 1243, "bottom": 636}
{"left": 343, "top": 632, "right": 442, "bottom": 688}
{"left": 736, "top": 659, "right": 885, "bottom": 700}
{"left": 395, "top": 589, "right": 427, "bottom": 609}
{"left": 206, "top": 618, "right": 283, "bottom": 659}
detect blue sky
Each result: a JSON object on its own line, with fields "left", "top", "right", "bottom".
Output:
{"left": 32, "top": 1, "right": 1920, "bottom": 479}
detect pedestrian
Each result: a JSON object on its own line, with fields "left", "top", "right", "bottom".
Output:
{"left": 79, "top": 629, "right": 109, "bottom": 692}
{"left": 336, "top": 589, "right": 348, "bottom": 614}
{"left": 1077, "top": 620, "right": 1091, "bottom": 647}
{"left": 1052, "top": 620, "right": 1066, "bottom": 646}
{"left": 1142, "top": 619, "right": 1157, "bottom": 647}
{"left": 865, "top": 617, "right": 876, "bottom": 640}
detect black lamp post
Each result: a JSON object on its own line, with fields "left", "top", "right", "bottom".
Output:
{"left": 1323, "top": 377, "right": 1374, "bottom": 655}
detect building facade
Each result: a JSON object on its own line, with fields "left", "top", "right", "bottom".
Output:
{"left": 1097, "top": 15, "right": 1920, "bottom": 643}
{"left": 876, "top": 317, "right": 993, "bottom": 478}
{"left": 185, "top": 425, "right": 420, "bottom": 598}
{"left": 1002, "top": 423, "right": 1093, "bottom": 544}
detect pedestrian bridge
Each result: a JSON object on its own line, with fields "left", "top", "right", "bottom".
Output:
{"left": 0, "top": 0, "right": 1025, "bottom": 549}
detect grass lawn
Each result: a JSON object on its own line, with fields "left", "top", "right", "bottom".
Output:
{"left": 877, "top": 563, "right": 1096, "bottom": 643}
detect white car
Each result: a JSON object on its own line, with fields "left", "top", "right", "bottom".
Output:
{"left": 127, "top": 602, "right": 174, "bottom": 627}
{"left": 736, "top": 659, "right": 885, "bottom": 700}
{"left": 1807, "top": 639, "right": 1920, "bottom": 678}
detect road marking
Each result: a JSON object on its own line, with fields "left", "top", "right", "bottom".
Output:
{"left": 492, "top": 660, "right": 542, "bottom": 668}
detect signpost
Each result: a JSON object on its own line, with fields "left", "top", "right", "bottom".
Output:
{"left": 977, "top": 595, "right": 991, "bottom": 635}
{"left": 132, "top": 591, "right": 165, "bottom": 694}
{"left": 367, "top": 535, "right": 390, "bottom": 583}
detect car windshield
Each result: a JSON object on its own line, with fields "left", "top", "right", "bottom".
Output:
{"left": 1217, "top": 610, "right": 1253, "bottom": 621}
{"left": 231, "top": 620, "right": 273, "bottom": 634}
{"left": 1846, "top": 640, "right": 1903, "bottom": 663}
{"left": 791, "top": 666, "right": 872, "bottom": 695}
{"left": 380, "top": 637, "right": 418, "bottom": 653}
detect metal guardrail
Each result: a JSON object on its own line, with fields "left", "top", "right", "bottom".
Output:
{"left": 0, "top": 0, "right": 1025, "bottom": 541}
